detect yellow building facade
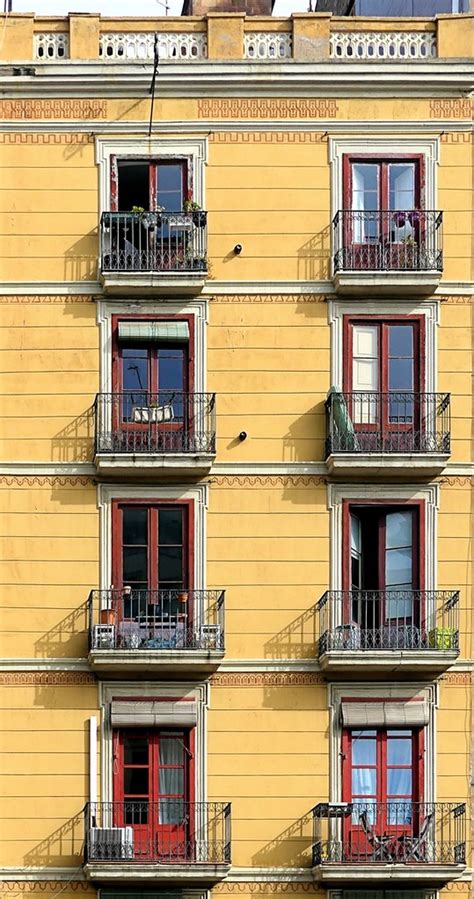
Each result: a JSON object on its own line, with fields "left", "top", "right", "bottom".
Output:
{"left": 0, "top": 9, "right": 472, "bottom": 899}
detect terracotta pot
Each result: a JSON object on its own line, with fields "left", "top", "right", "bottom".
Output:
{"left": 178, "top": 591, "right": 189, "bottom": 605}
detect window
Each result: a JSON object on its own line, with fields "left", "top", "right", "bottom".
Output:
{"left": 344, "top": 155, "right": 422, "bottom": 242}
{"left": 110, "top": 316, "right": 193, "bottom": 453}
{"left": 112, "top": 501, "right": 191, "bottom": 634}
{"left": 114, "top": 159, "right": 188, "bottom": 212}
{"left": 113, "top": 728, "right": 193, "bottom": 857}
{"left": 354, "top": 0, "right": 468, "bottom": 14}
{"left": 342, "top": 726, "right": 423, "bottom": 856}
{"left": 343, "top": 502, "right": 423, "bottom": 648}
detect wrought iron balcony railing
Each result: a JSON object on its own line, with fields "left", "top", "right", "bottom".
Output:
{"left": 85, "top": 800, "right": 231, "bottom": 865}
{"left": 94, "top": 391, "right": 216, "bottom": 455}
{"left": 312, "top": 801, "right": 466, "bottom": 866}
{"left": 326, "top": 391, "right": 450, "bottom": 456}
{"left": 317, "top": 590, "right": 460, "bottom": 655}
{"left": 88, "top": 588, "right": 225, "bottom": 652}
{"left": 100, "top": 210, "right": 208, "bottom": 274}
{"left": 332, "top": 210, "right": 443, "bottom": 273}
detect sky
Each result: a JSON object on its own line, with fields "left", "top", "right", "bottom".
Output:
{"left": 12, "top": 0, "right": 311, "bottom": 14}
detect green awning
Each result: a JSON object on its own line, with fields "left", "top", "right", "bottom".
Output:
{"left": 118, "top": 321, "right": 189, "bottom": 342}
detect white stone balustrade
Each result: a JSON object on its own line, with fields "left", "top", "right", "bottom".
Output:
{"left": 34, "top": 33, "right": 69, "bottom": 60}
{"left": 330, "top": 30, "right": 437, "bottom": 59}
{"left": 244, "top": 32, "right": 292, "bottom": 60}
{"left": 99, "top": 32, "right": 207, "bottom": 60}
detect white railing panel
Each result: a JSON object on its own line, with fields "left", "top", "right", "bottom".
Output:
{"left": 34, "top": 33, "right": 69, "bottom": 60}
{"left": 99, "top": 32, "right": 207, "bottom": 60}
{"left": 330, "top": 31, "right": 437, "bottom": 59}
{"left": 244, "top": 32, "right": 292, "bottom": 60}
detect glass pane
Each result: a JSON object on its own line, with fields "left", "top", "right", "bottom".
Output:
{"left": 387, "top": 801, "right": 412, "bottom": 825}
{"left": 157, "top": 164, "right": 183, "bottom": 212}
{"left": 159, "top": 546, "right": 183, "bottom": 583}
{"left": 389, "top": 164, "right": 415, "bottom": 212}
{"left": 388, "top": 359, "right": 414, "bottom": 391}
{"left": 351, "top": 515, "right": 361, "bottom": 553}
{"left": 387, "top": 767, "right": 412, "bottom": 797}
{"left": 158, "top": 349, "right": 185, "bottom": 392}
{"left": 356, "top": 1, "right": 467, "bottom": 14}
{"left": 159, "top": 509, "right": 183, "bottom": 545}
{"left": 159, "top": 798, "right": 184, "bottom": 825}
{"left": 352, "top": 768, "right": 376, "bottom": 796}
{"left": 386, "top": 548, "right": 413, "bottom": 588}
{"left": 386, "top": 591, "right": 413, "bottom": 620}
{"left": 389, "top": 326, "right": 413, "bottom": 358}
{"left": 160, "top": 737, "right": 184, "bottom": 766}
{"left": 125, "top": 801, "right": 148, "bottom": 825}
{"left": 124, "top": 736, "right": 149, "bottom": 765}
{"left": 159, "top": 767, "right": 184, "bottom": 798}
{"left": 124, "top": 768, "right": 149, "bottom": 795}
{"left": 352, "top": 737, "right": 376, "bottom": 766}
{"left": 386, "top": 512, "right": 412, "bottom": 549}
{"left": 122, "top": 348, "right": 149, "bottom": 393}
{"left": 123, "top": 547, "right": 148, "bottom": 583}
{"left": 123, "top": 508, "right": 148, "bottom": 546}
{"left": 388, "top": 737, "right": 412, "bottom": 766}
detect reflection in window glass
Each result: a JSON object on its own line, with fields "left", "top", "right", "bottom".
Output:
{"left": 355, "top": 0, "right": 468, "bottom": 14}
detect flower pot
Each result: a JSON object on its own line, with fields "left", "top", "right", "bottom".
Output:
{"left": 192, "top": 210, "right": 207, "bottom": 228}
{"left": 178, "top": 591, "right": 189, "bottom": 605}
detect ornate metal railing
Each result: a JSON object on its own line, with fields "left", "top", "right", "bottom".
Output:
{"left": 330, "top": 31, "right": 437, "bottom": 59}
{"left": 94, "top": 392, "right": 216, "bottom": 456}
{"left": 99, "top": 32, "right": 207, "bottom": 60}
{"left": 312, "top": 802, "right": 466, "bottom": 866}
{"left": 100, "top": 211, "right": 208, "bottom": 275}
{"left": 317, "top": 590, "right": 460, "bottom": 655}
{"left": 332, "top": 210, "right": 443, "bottom": 273}
{"left": 88, "top": 588, "right": 225, "bottom": 652}
{"left": 326, "top": 391, "right": 451, "bottom": 456}
{"left": 85, "top": 801, "right": 231, "bottom": 865}
{"left": 244, "top": 32, "right": 292, "bottom": 59}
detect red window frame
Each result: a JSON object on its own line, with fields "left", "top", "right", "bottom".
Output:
{"left": 110, "top": 156, "right": 191, "bottom": 212}
{"left": 342, "top": 499, "right": 425, "bottom": 593}
{"left": 343, "top": 314, "right": 425, "bottom": 397}
{"left": 341, "top": 720, "right": 425, "bottom": 853}
{"left": 342, "top": 154, "right": 425, "bottom": 212}
{"left": 112, "top": 498, "right": 195, "bottom": 593}
{"left": 113, "top": 723, "right": 196, "bottom": 858}
{"left": 111, "top": 313, "right": 195, "bottom": 395}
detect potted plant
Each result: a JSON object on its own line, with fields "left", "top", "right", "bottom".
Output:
{"left": 184, "top": 198, "right": 207, "bottom": 228}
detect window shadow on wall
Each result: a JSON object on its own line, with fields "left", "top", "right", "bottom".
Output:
{"left": 251, "top": 810, "right": 315, "bottom": 867}
{"left": 264, "top": 604, "right": 318, "bottom": 661}
{"left": 283, "top": 402, "right": 326, "bottom": 462}
{"left": 65, "top": 231, "right": 98, "bottom": 282}
{"left": 35, "top": 600, "right": 89, "bottom": 659}
{"left": 297, "top": 226, "right": 331, "bottom": 281}
{"left": 52, "top": 405, "right": 95, "bottom": 462}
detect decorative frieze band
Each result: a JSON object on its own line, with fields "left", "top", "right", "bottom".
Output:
{"left": 214, "top": 887, "right": 319, "bottom": 894}
{"left": 440, "top": 132, "right": 474, "bottom": 144}
{"left": 209, "top": 132, "right": 327, "bottom": 144}
{"left": 429, "top": 99, "right": 472, "bottom": 118}
{"left": 0, "top": 884, "right": 90, "bottom": 892}
{"left": 211, "top": 476, "right": 327, "bottom": 488}
{"left": 0, "top": 295, "right": 94, "bottom": 304}
{"left": 210, "top": 673, "right": 326, "bottom": 686}
{"left": 0, "top": 100, "right": 107, "bottom": 120}
{"left": 0, "top": 133, "right": 94, "bottom": 145}
{"left": 198, "top": 99, "right": 338, "bottom": 119}
{"left": 0, "top": 476, "right": 95, "bottom": 487}
{"left": 211, "top": 294, "right": 327, "bottom": 303}
{"left": 0, "top": 672, "right": 96, "bottom": 685}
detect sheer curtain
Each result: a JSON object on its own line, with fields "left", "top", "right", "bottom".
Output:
{"left": 159, "top": 737, "right": 185, "bottom": 825}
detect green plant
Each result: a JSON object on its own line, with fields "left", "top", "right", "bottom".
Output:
{"left": 428, "top": 626, "right": 457, "bottom": 651}
{"left": 183, "top": 199, "right": 201, "bottom": 212}
{"left": 131, "top": 205, "right": 145, "bottom": 214}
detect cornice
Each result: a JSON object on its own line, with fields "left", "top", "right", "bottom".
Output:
{"left": 0, "top": 61, "right": 472, "bottom": 97}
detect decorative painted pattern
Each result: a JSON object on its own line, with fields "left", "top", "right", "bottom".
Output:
{"left": 440, "top": 132, "right": 474, "bottom": 143}
{"left": 214, "top": 886, "right": 319, "bottom": 893}
{"left": 209, "top": 132, "right": 327, "bottom": 144}
{"left": 429, "top": 99, "right": 472, "bottom": 118}
{"left": 0, "top": 295, "right": 94, "bottom": 303}
{"left": 0, "top": 884, "right": 91, "bottom": 891}
{"left": 211, "top": 476, "right": 327, "bottom": 488}
{"left": 211, "top": 294, "right": 326, "bottom": 303}
{"left": 99, "top": 32, "right": 207, "bottom": 60}
{"left": 0, "top": 133, "right": 94, "bottom": 145}
{"left": 0, "top": 100, "right": 107, "bottom": 119}
{"left": 0, "top": 476, "right": 94, "bottom": 487}
{"left": 0, "top": 672, "right": 95, "bottom": 685}
{"left": 34, "top": 33, "right": 69, "bottom": 60}
{"left": 210, "top": 673, "right": 325, "bottom": 686}
{"left": 330, "top": 30, "right": 436, "bottom": 60}
{"left": 244, "top": 32, "right": 292, "bottom": 60}
{"left": 198, "top": 99, "right": 338, "bottom": 118}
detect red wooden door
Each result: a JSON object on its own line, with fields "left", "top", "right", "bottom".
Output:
{"left": 114, "top": 729, "right": 191, "bottom": 861}
{"left": 342, "top": 728, "right": 421, "bottom": 861}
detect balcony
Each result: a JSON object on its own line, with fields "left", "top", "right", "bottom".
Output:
{"left": 99, "top": 211, "right": 208, "bottom": 296}
{"left": 84, "top": 800, "right": 231, "bottom": 883}
{"left": 88, "top": 588, "right": 225, "bottom": 677}
{"left": 94, "top": 391, "right": 216, "bottom": 478}
{"left": 312, "top": 801, "right": 466, "bottom": 884}
{"left": 317, "top": 590, "right": 460, "bottom": 677}
{"left": 332, "top": 210, "right": 443, "bottom": 295}
{"left": 325, "top": 391, "right": 451, "bottom": 478}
